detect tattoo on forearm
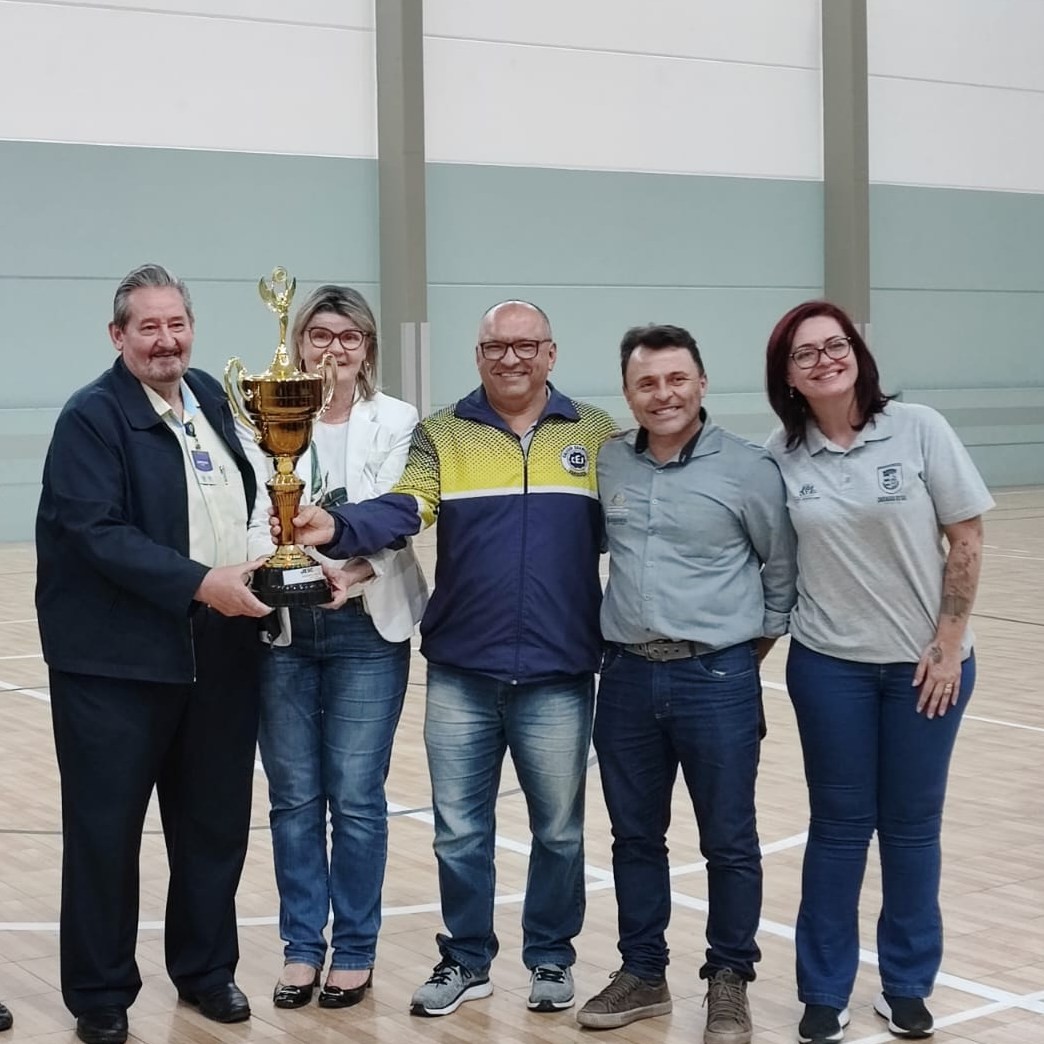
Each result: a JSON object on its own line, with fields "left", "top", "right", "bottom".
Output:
{"left": 941, "top": 528, "right": 982, "bottom": 625}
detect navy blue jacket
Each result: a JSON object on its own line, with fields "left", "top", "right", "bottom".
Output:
{"left": 320, "top": 386, "right": 617, "bottom": 682}
{"left": 36, "top": 356, "right": 256, "bottom": 683}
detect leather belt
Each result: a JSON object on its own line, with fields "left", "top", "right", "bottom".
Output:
{"left": 622, "top": 640, "right": 701, "bottom": 662}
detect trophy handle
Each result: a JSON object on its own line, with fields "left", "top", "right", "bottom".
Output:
{"left": 224, "top": 357, "right": 261, "bottom": 442}
{"left": 317, "top": 352, "right": 337, "bottom": 417}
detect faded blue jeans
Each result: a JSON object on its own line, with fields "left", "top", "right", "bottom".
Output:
{"left": 423, "top": 663, "right": 594, "bottom": 973}
{"left": 258, "top": 600, "right": 409, "bottom": 971}
{"left": 786, "top": 640, "right": 974, "bottom": 1008}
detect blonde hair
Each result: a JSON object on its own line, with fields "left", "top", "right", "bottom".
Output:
{"left": 289, "top": 285, "right": 378, "bottom": 400}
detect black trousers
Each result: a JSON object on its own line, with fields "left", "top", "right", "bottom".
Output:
{"left": 49, "top": 610, "right": 260, "bottom": 1016}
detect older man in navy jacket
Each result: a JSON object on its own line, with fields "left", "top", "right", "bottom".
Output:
{"left": 36, "top": 264, "right": 271, "bottom": 1044}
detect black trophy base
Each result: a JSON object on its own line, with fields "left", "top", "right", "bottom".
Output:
{"left": 252, "top": 563, "right": 332, "bottom": 608}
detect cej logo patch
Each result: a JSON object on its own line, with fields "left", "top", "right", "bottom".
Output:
{"left": 877, "top": 464, "right": 903, "bottom": 494}
{"left": 561, "top": 444, "right": 589, "bottom": 476}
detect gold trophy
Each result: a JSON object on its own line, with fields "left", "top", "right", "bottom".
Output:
{"left": 225, "top": 268, "right": 337, "bottom": 607}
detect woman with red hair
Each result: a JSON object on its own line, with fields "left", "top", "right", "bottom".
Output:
{"left": 764, "top": 301, "right": 993, "bottom": 1044}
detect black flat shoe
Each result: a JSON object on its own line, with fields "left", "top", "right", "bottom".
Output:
{"left": 318, "top": 969, "right": 373, "bottom": 1009}
{"left": 178, "top": 981, "right": 251, "bottom": 1023}
{"left": 273, "top": 970, "right": 320, "bottom": 1009}
{"left": 0, "top": 1001, "right": 11, "bottom": 1032}
{"left": 75, "top": 1006, "right": 128, "bottom": 1044}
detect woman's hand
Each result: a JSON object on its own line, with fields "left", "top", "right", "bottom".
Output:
{"left": 320, "top": 559, "right": 375, "bottom": 610}
{"left": 913, "top": 639, "right": 962, "bottom": 718}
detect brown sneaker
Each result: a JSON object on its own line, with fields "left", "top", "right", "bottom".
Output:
{"left": 576, "top": 969, "right": 672, "bottom": 1029}
{"left": 703, "top": 968, "right": 752, "bottom": 1044}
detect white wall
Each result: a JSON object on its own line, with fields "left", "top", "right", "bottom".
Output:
{"left": 423, "top": 0, "right": 823, "bottom": 180}
{"left": 869, "top": 0, "right": 1044, "bottom": 193}
{"left": 0, "top": 0, "right": 377, "bottom": 156}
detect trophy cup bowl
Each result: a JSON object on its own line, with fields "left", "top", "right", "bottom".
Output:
{"left": 225, "top": 268, "right": 337, "bottom": 607}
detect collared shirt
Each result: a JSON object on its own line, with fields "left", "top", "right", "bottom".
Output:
{"left": 766, "top": 400, "right": 994, "bottom": 663}
{"left": 143, "top": 379, "right": 247, "bottom": 568}
{"left": 598, "top": 413, "right": 797, "bottom": 649}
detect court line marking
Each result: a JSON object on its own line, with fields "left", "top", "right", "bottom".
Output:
{"left": 4, "top": 679, "right": 1043, "bottom": 1029}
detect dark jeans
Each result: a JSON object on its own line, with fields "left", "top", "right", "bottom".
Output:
{"left": 786, "top": 640, "right": 974, "bottom": 1008}
{"left": 593, "top": 642, "right": 763, "bottom": 981}
{"left": 49, "top": 609, "right": 259, "bottom": 1016}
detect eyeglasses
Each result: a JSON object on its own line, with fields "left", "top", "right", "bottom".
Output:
{"left": 789, "top": 336, "right": 851, "bottom": 370}
{"left": 307, "top": 326, "right": 368, "bottom": 350}
{"left": 478, "top": 339, "right": 550, "bottom": 361}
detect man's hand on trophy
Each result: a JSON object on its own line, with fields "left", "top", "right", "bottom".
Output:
{"left": 268, "top": 504, "right": 336, "bottom": 547}
{"left": 195, "top": 558, "right": 273, "bottom": 618}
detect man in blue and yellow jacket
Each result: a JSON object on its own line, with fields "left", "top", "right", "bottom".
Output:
{"left": 288, "top": 301, "right": 615, "bottom": 1018}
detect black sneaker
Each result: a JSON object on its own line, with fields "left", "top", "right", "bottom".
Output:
{"left": 798, "top": 1004, "right": 851, "bottom": 1043}
{"left": 874, "top": 993, "right": 934, "bottom": 1038}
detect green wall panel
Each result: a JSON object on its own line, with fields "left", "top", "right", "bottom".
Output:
{"left": 425, "top": 164, "right": 824, "bottom": 405}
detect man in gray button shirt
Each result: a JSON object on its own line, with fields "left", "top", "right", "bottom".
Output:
{"left": 577, "top": 325, "right": 796, "bottom": 1044}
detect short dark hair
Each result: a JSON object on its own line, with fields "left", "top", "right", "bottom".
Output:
{"left": 619, "top": 324, "right": 704, "bottom": 385}
{"left": 765, "top": 300, "right": 890, "bottom": 448}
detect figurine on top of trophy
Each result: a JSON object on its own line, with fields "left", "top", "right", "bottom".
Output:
{"left": 225, "top": 267, "right": 336, "bottom": 606}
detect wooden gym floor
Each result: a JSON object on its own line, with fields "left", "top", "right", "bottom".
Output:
{"left": 0, "top": 487, "right": 1041, "bottom": 1043}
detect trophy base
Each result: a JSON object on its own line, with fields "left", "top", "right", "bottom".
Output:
{"left": 252, "top": 562, "right": 332, "bottom": 608}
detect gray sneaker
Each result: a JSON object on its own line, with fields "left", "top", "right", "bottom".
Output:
{"left": 704, "top": 968, "right": 752, "bottom": 1044}
{"left": 576, "top": 969, "right": 672, "bottom": 1028}
{"left": 528, "top": 964, "right": 574, "bottom": 1011}
{"left": 409, "top": 958, "right": 492, "bottom": 1017}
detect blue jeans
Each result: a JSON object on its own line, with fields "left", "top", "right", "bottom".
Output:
{"left": 593, "top": 643, "right": 763, "bottom": 982}
{"left": 258, "top": 600, "right": 410, "bottom": 971}
{"left": 786, "top": 640, "right": 974, "bottom": 1007}
{"left": 423, "top": 663, "right": 594, "bottom": 973}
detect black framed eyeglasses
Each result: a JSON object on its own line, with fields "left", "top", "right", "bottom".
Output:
{"left": 307, "top": 326, "right": 368, "bottom": 350}
{"left": 478, "top": 339, "right": 550, "bottom": 361}
{"left": 789, "top": 336, "right": 851, "bottom": 370}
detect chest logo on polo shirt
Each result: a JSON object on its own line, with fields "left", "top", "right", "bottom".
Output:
{"left": 877, "top": 463, "right": 908, "bottom": 503}
{"left": 878, "top": 464, "right": 903, "bottom": 493}
{"left": 605, "top": 490, "right": 628, "bottom": 526}
{"left": 795, "top": 483, "right": 820, "bottom": 501}
{"left": 561, "top": 444, "right": 589, "bottom": 476}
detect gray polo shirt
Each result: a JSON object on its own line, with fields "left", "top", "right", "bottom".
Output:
{"left": 766, "top": 401, "right": 994, "bottom": 663}
{"left": 598, "top": 417, "right": 797, "bottom": 649}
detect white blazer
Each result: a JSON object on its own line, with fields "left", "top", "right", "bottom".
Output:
{"left": 242, "top": 391, "right": 429, "bottom": 644}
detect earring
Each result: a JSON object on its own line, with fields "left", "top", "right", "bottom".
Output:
{"left": 788, "top": 386, "right": 794, "bottom": 398}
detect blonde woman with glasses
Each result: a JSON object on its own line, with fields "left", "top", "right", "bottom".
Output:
{"left": 242, "top": 285, "right": 428, "bottom": 1012}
